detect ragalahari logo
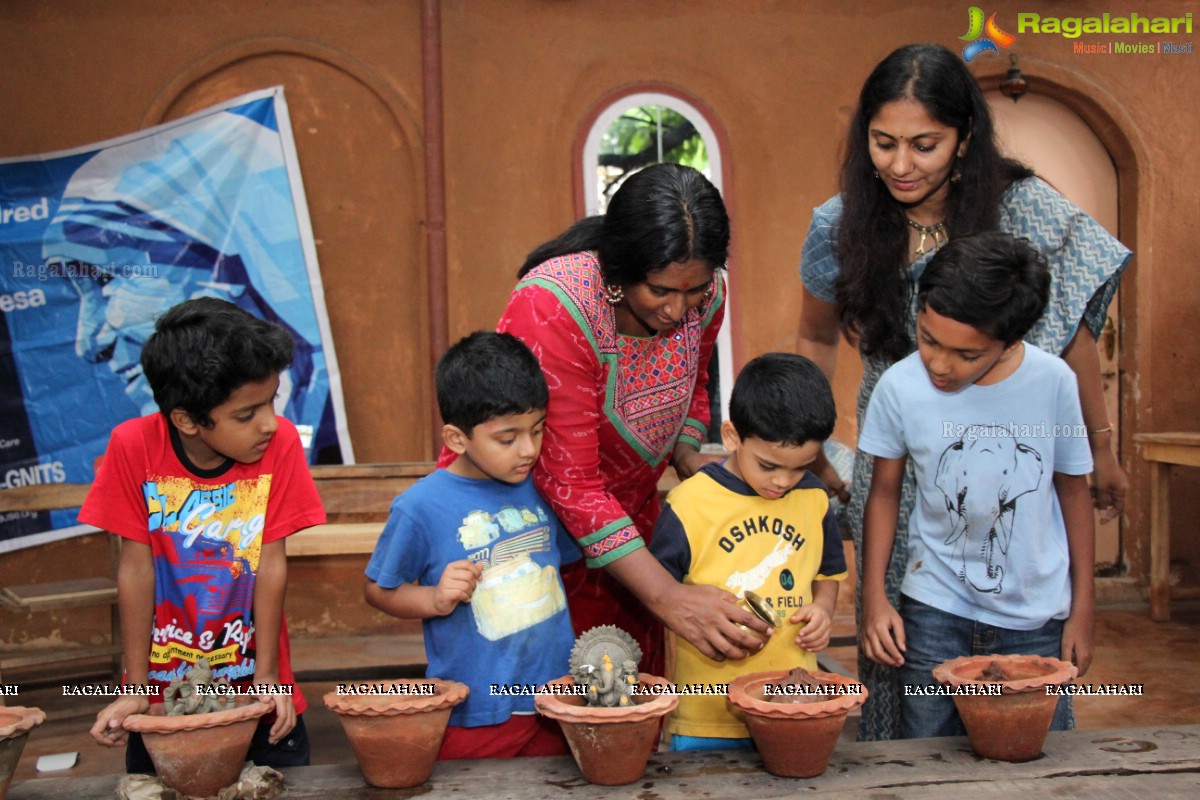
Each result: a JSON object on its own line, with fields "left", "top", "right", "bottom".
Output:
{"left": 960, "top": 7, "right": 1017, "bottom": 61}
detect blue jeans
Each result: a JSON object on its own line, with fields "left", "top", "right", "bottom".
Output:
{"left": 898, "top": 596, "right": 1073, "bottom": 739}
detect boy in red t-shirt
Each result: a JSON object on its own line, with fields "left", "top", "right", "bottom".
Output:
{"left": 83, "top": 296, "right": 325, "bottom": 772}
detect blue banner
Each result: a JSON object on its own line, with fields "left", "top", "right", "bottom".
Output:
{"left": 0, "top": 87, "right": 352, "bottom": 552}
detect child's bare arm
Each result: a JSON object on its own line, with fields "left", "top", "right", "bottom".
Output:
{"left": 861, "top": 455, "right": 907, "bottom": 667}
{"left": 365, "top": 560, "right": 483, "bottom": 619}
{"left": 1056, "top": 472, "right": 1096, "bottom": 677}
{"left": 793, "top": 579, "right": 838, "bottom": 652}
{"left": 91, "top": 540, "right": 155, "bottom": 746}
{"left": 253, "top": 539, "right": 295, "bottom": 744}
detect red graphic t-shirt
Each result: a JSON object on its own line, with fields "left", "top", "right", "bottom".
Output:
{"left": 80, "top": 414, "right": 324, "bottom": 713}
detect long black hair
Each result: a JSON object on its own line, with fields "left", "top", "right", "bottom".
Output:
{"left": 517, "top": 163, "right": 730, "bottom": 283}
{"left": 835, "top": 43, "right": 1034, "bottom": 362}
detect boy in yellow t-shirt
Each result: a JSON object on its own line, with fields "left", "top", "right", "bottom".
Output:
{"left": 649, "top": 353, "right": 847, "bottom": 751}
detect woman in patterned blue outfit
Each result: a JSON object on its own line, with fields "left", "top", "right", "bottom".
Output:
{"left": 795, "top": 43, "right": 1131, "bottom": 740}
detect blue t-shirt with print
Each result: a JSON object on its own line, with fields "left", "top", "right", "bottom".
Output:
{"left": 366, "top": 469, "right": 579, "bottom": 726}
{"left": 858, "top": 344, "right": 1093, "bottom": 630}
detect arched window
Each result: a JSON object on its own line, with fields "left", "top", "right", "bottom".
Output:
{"left": 580, "top": 91, "right": 732, "bottom": 443}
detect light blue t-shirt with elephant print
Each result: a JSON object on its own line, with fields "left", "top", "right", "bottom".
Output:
{"left": 858, "top": 343, "right": 1093, "bottom": 630}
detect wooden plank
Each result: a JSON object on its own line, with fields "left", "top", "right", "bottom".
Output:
{"left": 310, "top": 462, "right": 436, "bottom": 480}
{"left": 1133, "top": 433, "right": 1200, "bottom": 468}
{"left": 1133, "top": 431, "right": 1200, "bottom": 448}
{"left": 1149, "top": 460, "right": 1171, "bottom": 621}
{"left": 0, "top": 643, "right": 122, "bottom": 671}
{"left": 1138, "top": 442, "right": 1200, "bottom": 469}
{"left": 11, "top": 725, "right": 1200, "bottom": 800}
{"left": 0, "top": 484, "right": 91, "bottom": 513}
{"left": 1, "top": 578, "right": 116, "bottom": 612}
{"left": 285, "top": 523, "right": 383, "bottom": 557}
{"left": 310, "top": 463, "right": 436, "bottom": 522}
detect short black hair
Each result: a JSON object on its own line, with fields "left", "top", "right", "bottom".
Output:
{"left": 917, "top": 232, "right": 1051, "bottom": 345}
{"left": 141, "top": 297, "right": 294, "bottom": 425}
{"left": 436, "top": 331, "right": 549, "bottom": 434}
{"left": 728, "top": 353, "right": 835, "bottom": 447}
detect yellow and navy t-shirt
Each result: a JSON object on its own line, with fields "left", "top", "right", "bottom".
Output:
{"left": 649, "top": 462, "right": 847, "bottom": 739}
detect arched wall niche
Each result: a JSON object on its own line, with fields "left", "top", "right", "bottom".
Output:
{"left": 978, "top": 58, "right": 1152, "bottom": 585}
{"left": 573, "top": 83, "right": 737, "bottom": 432}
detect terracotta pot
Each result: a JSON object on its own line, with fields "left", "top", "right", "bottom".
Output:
{"left": 932, "top": 654, "right": 1078, "bottom": 762}
{"left": 0, "top": 706, "right": 45, "bottom": 800}
{"left": 726, "top": 670, "right": 867, "bottom": 778}
{"left": 123, "top": 697, "right": 271, "bottom": 797}
{"left": 534, "top": 674, "right": 678, "bottom": 786}
{"left": 323, "top": 678, "right": 468, "bottom": 788}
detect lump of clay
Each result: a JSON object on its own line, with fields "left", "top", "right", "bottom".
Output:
{"left": 163, "top": 657, "right": 237, "bottom": 715}
{"left": 978, "top": 660, "right": 1012, "bottom": 682}
{"left": 767, "top": 666, "right": 832, "bottom": 705}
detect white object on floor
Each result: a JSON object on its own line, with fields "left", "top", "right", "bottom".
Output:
{"left": 35, "top": 751, "right": 78, "bottom": 772}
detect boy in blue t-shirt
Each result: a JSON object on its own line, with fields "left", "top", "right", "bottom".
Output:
{"left": 858, "top": 233, "right": 1095, "bottom": 739}
{"left": 365, "top": 331, "right": 577, "bottom": 759}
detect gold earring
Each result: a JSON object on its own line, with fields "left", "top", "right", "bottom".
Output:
{"left": 602, "top": 283, "right": 625, "bottom": 306}
{"left": 950, "top": 170, "right": 962, "bottom": 184}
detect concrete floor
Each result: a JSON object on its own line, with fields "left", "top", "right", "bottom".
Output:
{"left": 5, "top": 602, "right": 1199, "bottom": 785}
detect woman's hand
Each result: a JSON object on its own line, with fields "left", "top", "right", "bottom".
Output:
{"left": 810, "top": 449, "right": 850, "bottom": 504}
{"left": 672, "top": 442, "right": 722, "bottom": 480}
{"left": 1089, "top": 440, "right": 1127, "bottom": 522}
{"left": 656, "top": 582, "right": 771, "bottom": 661}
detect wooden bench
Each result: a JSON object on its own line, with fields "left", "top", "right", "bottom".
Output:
{"left": 0, "top": 483, "right": 122, "bottom": 690}
{"left": 286, "top": 463, "right": 437, "bottom": 557}
{"left": 286, "top": 523, "right": 385, "bottom": 557}
{"left": 1133, "top": 432, "right": 1200, "bottom": 621}
{"left": 310, "top": 462, "right": 435, "bottom": 523}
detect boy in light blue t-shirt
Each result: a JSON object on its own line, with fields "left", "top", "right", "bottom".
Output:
{"left": 857, "top": 233, "right": 1095, "bottom": 739}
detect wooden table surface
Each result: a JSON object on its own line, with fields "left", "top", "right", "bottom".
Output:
{"left": 11, "top": 724, "right": 1200, "bottom": 799}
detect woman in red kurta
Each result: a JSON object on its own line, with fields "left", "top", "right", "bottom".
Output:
{"left": 494, "top": 164, "right": 768, "bottom": 674}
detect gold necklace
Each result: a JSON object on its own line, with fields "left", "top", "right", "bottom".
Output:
{"left": 906, "top": 218, "right": 948, "bottom": 255}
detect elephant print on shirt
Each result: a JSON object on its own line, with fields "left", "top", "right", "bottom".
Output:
{"left": 934, "top": 425, "right": 1044, "bottom": 594}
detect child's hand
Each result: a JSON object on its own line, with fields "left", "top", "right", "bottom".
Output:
{"left": 861, "top": 594, "right": 906, "bottom": 667}
{"left": 791, "top": 604, "right": 833, "bottom": 652}
{"left": 90, "top": 695, "right": 150, "bottom": 747}
{"left": 257, "top": 690, "right": 297, "bottom": 744}
{"left": 432, "top": 560, "right": 483, "bottom": 616}
{"left": 1061, "top": 606, "right": 1095, "bottom": 678}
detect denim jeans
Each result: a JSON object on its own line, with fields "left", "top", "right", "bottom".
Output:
{"left": 898, "top": 595, "right": 1073, "bottom": 739}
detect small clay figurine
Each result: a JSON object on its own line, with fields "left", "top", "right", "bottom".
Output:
{"left": 568, "top": 626, "right": 643, "bottom": 707}
{"left": 619, "top": 659, "right": 638, "bottom": 705}
{"left": 163, "top": 657, "right": 237, "bottom": 715}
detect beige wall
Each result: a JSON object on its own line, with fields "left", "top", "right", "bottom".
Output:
{"left": 2, "top": 0, "right": 1198, "bottom": 641}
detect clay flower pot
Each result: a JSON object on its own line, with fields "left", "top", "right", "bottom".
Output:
{"left": 0, "top": 706, "right": 45, "bottom": 800}
{"left": 323, "top": 678, "right": 468, "bottom": 788}
{"left": 534, "top": 674, "right": 678, "bottom": 786}
{"left": 123, "top": 697, "right": 272, "bottom": 797}
{"left": 933, "top": 654, "right": 1078, "bottom": 762}
{"left": 726, "top": 670, "right": 867, "bottom": 778}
